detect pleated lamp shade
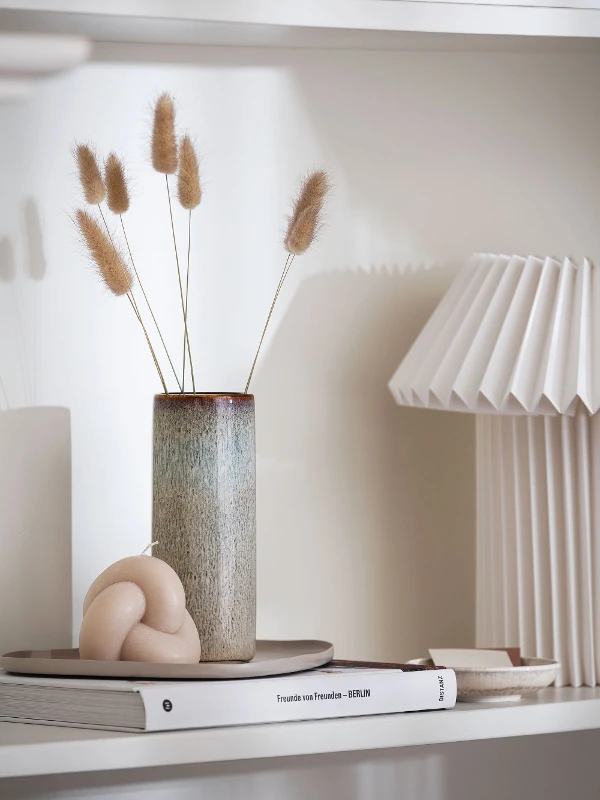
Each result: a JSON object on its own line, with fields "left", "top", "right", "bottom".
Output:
{"left": 389, "top": 253, "right": 600, "bottom": 416}
{"left": 388, "top": 253, "right": 600, "bottom": 687}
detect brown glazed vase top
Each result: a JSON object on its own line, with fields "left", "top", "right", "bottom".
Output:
{"left": 152, "top": 393, "right": 256, "bottom": 662}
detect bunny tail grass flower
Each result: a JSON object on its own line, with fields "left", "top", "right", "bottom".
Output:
{"left": 151, "top": 93, "right": 193, "bottom": 393}
{"left": 152, "top": 93, "right": 178, "bottom": 175}
{"left": 75, "top": 144, "right": 106, "bottom": 206}
{"left": 106, "top": 153, "right": 182, "bottom": 391}
{"left": 177, "top": 134, "right": 202, "bottom": 392}
{"left": 76, "top": 208, "right": 132, "bottom": 295}
{"left": 284, "top": 169, "right": 330, "bottom": 256}
{"left": 245, "top": 169, "right": 330, "bottom": 393}
{"left": 76, "top": 208, "right": 168, "bottom": 393}
{"left": 177, "top": 135, "right": 201, "bottom": 210}
{"left": 105, "top": 152, "right": 130, "bottom": 215}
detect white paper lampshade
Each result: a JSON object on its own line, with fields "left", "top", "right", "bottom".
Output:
{"left": 389, "top": 253, "right": 600, "bottom": 416}
{"left": 389, "top": 253, "right": 600, "bottom": 687}
{"left": 476, "top": 413, "right": 600, "bottom": 688}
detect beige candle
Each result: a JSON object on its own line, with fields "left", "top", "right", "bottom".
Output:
{"left": 79, "top": 555, "right": 201, "bottom": 663}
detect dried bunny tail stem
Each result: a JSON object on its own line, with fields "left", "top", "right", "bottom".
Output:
{"left": 284, "top": 169, "right": 330, "bottom": 255}
{"left": 151, "top": 95, "right": 193, "bottom": 390}
{"left": 119, "top": 217, "right": 182, "bottom": 391}
{"left": 182, "top": 210, "right": 197, "bottom": 393}
{"left": 76, "top": 209, "right": 132, "bottom": 295}
{"left": 75, "top": 209, "right": 168, "bottom": 393}
{"left": 104, "top": 151, "right": 181, "bottom": 388}
{"left": 75, "top": 143, "right": 106, "bottom": 205}
{"left": 152, "top": 93, "right": 178, "bottom": 174}
{"left": 177, "top": 135, "right": 201, "bottom": 392}
{"left": 244, "top": 254, "right": 293, "bottom": 395}
{"left": 127, "top": 293, "right": 168, "bottom": 394}
{"left": 245, "top": 169, "right": 330, "bottom": 393}
{"left": 105, "top": 152, "right": 129, "bottom": 215}
{"left": 165, "top": 174, "right": 195, "bottom": 393}
{"left": 177, "top": 135, "right": 201, "bottom": 210}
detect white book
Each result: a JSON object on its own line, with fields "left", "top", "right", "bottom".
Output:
{"left": 0, "top": 661, "right": 456, "bottom": 732}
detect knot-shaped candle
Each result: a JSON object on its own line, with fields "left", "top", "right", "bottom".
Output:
{"left": 79, "top": 555, "right": 201, "bottom": 663}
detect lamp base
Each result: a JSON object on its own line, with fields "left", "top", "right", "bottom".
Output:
{"left": 476, "top": 412, "right": 600, "bottom": 688}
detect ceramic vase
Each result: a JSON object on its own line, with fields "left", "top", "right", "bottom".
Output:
{"left": 152, "top": 393, "right": 256, "bottom": 662}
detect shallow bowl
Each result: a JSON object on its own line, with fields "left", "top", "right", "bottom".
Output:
{"left": 407, "top": 657, "right": 560, "bottom": 702}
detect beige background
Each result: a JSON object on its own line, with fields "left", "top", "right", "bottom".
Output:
{"left": 3, "top": 43, "right": 600, "bottom": 662}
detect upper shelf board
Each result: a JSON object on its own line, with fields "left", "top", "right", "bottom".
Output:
{"left": 3, "top": 0, "right": 600, "bottom": 44}
{"left": 0, "top": 31, "right": 89, "bottom": 99}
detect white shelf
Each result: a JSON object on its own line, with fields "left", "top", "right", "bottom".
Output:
{"left": 1, "top": 687, "right": 600, "bottom": 780}
{"left": 2, "top": 0, "right": 600, "bottom": 45}
{"left": 0, "top": 32, "right": 90, "bottom": 100}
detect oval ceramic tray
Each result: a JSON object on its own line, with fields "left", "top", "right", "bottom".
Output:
{"left": 1, "top": 639, "right": 334, "bottom": 680}
{"left": 408, "top": 656, "right": 560, "bottom": 702}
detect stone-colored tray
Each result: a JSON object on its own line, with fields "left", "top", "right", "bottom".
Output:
{"left": 408, "top": 656, "right": 560, "bottom": 702}
{"left": 1, "top": 640, "right": 334, "bottom": 680}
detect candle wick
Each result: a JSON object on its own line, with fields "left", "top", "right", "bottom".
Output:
{"left": 141, "top": 541, "right": 158, "bottom": 556}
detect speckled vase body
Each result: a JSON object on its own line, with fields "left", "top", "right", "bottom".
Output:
{"left": 152, "top": 393, "right": 256, "bottom": 662}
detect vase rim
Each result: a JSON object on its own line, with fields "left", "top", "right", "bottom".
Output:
{"left": 155, "top": 392, "right": 253, "bottom": 399}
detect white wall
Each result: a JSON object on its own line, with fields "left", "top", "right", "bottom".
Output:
{"left": 3, "top": 42, "right": 600, "bottom": 660}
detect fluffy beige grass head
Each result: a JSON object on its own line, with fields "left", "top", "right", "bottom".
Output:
{"left": 151, "top": 93, "right": 178, "bottom": 174}
{"left": 76, "top": 209, "right": 133, "bottom": 296}
{"left": 284, "top": 169, "right": 330, "bottom": 256}
{"left": 75, "top": 144, "right": 106, "bottom": 205}
{"left": 177, "top": 135, "right": 202, "bottom": 210}
{"left": 105, "top": 153, "right": 130, "bottom": 215}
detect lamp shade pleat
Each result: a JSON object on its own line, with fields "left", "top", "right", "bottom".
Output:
{"left": 389, "top": 254, "right": 600, "bottom": 415}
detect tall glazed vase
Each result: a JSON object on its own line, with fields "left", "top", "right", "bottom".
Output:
{"left": 152, "top": 393, "right": 256, "bottom": 662}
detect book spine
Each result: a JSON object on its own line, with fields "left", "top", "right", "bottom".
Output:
{"left": 138, "top": 669, "right": 457, "bottom": 732}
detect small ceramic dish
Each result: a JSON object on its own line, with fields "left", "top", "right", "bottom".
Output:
{"left": 408, "top": 657, "right": 560, "bottom": 702}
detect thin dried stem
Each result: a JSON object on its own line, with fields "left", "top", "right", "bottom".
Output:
{"left": 274, "top": 253, "right": 294, "bottom": 304}
{"left": 127, "top": 293, "right": 168, "bottom": 394}
{"left": 182, "top": 209, "right": 196, "bottom": 393}
{"left": 120, "top": 216, "right": 182, "bottom": 391}
{"left": 98, "top": 206, "right": 114, "bottom": 243}
{"left": 244, "top": 170, "right": 330, "bottom": 393}
{"left": 165, "top": 175, "right": 194, "bottom": 391}
{"left": 245, "top": 254, "right": 294, "bottom": 394}
{"left": 98, "top": 184, "right": 181, "bottom": 392}
{"left": 76, "top": 208, "right": 167, "bottom": 393}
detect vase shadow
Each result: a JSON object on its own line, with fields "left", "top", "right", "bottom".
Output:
{"left": 253, "top": 265, "right": 475, "bottom": 661}
{"left": 0, "top": 407, "right": 72, "bottom": 654}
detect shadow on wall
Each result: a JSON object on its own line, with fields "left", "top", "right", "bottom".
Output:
{"left": 0, "top": 201, "right": 72, "bottom": 652}
{"left": 254, "top": 264, "right": 475, "bottom": 661}
{"left": 24, "top": 197, "right": 47, "bottom": 281}
{"left": 0, "top": 236, "right": 16, "bottom": 408}
{"left": 0, "top": 407, "right": 72, "bottom": 654}
{"left": 0, "top": 198, "right": 47, "bottom": 409}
